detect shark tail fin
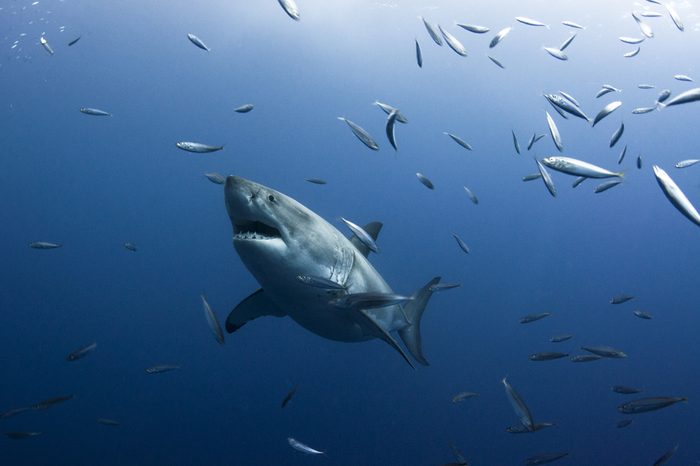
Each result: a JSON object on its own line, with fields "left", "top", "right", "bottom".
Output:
{"left": 398, "top": 277, "right": 441, "bottom": 366}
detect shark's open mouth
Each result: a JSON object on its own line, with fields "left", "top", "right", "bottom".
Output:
{"left": 233, "top": 219, "right": 282, "bottom": 241}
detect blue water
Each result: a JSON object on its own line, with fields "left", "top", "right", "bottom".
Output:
{"left": 2, "top": 0, "right": 700, "bottom": 464}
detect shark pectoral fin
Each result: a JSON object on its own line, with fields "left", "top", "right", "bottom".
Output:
{"left": 356, "top": 309, "right": 414, "bottom": 369}
{"left": 225, "top": 289, "right": 286, "bottom": 334}
{"left": 398, "top": 276, "right": 441, "bottom": 366}
{"left": 349, "top": 221, "right": 383, "bottom": 257}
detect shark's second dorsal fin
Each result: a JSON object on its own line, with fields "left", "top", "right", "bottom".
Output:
{"left": 349, "top": 221, "right": 383, "bottom": 258}
{"left": 226, "top": 289, "right": 286, "bottom": 334}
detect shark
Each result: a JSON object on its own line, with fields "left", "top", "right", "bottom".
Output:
{"left": 223, "top": 175, "right": 442, "bottom": 368}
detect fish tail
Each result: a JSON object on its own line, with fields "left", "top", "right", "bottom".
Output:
{"left": 397, "top": 276, "right": 441, "bottom": 366}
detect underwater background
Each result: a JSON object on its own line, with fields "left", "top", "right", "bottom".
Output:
{"left": 2, "top": 0, "right": 700, "bottom": 464}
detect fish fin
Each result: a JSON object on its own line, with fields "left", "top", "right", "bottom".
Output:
{"left": 355, "top": 309, "right": 414, "bottom": 369}
{"left": 225, "top": 289, "right": 286, "bottom": 333}
{"left": 398, "top": 276, "right": 441, "bottom": 366}
{"left": 349, "top": 221, "right": 383, "bottom": 257}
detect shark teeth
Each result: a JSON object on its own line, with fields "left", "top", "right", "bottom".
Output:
{"left": 234, "top": 231, "right": 275, "bottom": 241}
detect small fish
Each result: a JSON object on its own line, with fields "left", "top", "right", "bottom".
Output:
{"left": 653, "top": 444, "right": 679, "bottom": 466}
{"left": 234, "top": 104, "right": 254, "bottom": 113}
{"left": 502, "top": 377, "right": 534, "bottom": 432}
{"left": 592, "top": 101, "right": 622, "bottom": 126}
{"left": 572, "top": 176, "right": 586, "bottom": 188}
{"left": 624, "top": 47, "right": 640, "bottom": 58}
{"left": 596, "top": 88, "right": 615, "bottom": 99}
{"left": 570, "top": 354, "right": 602, "bottom": 362}
{"left": 330, "top": 293, "right": 412, "bottom": 309}
{"left": 281, "top": 384, "right": 298, "bottom": 408}
{"left": 527, "top": 133, "right": 544, "bottom": 151}
{"left": 561, "top": 20, "right": 584, "bottom": 29}
{"left": 632, "top": 12, "right": 654, "bottom": 39}
{"left": 617, "top": 396, "right": 687, "bottom": 414}
{"left": 506, "top": 422, "right": 554, "bottom": 433}
{"left": 559, "top": 33, "right": 576, "bottom": 51}
{"left": 559, "top": 91, "right": 580, "bottom": 107}
{"left": 68, "top": 36, "right": 81, "bottom": 46}
{"left": 611, "top": 294, "right": 634, "bottom": 304}
{"left": 515, "top": 17, "right": 548, "bottom": 28}
{"left": 415, "top": 39, "right": 423, "bottom": 68}
{"left": 145, "top": 364, "right": 181, "bottom": 374}
{"left": 80, "top": 107, "right": 111, "bottom": 116}
{"left": 608, "top": 122, "right": 625, "bottom": 148}
{"left": 638, "top": 84, "right": 655, "bottom": 89}
{"left": 288, "top": 437, "right": 325, "bottom": 455}
{"left": 675, "top": 159, "right": 700, "bottom": 169}
{"left": 457, "top": 23, "right": 490, "bottom": 34}
{"left": 535, "top": 159, "right": 557, "bottom": 197}
{"left": 66, "top": 342, "right": 97, "bottom": 361}
{"left": 636, "top": 155, "right": 642, "bottom": 170}
{"left": 463, "top": 186, "right": 478, "bottom": 205}
{"left": 39, "top": 36, "right": 54, "bottom": 55}
{"left": 337, "top": 117, "right": 379, "bottom": 151}
{"left": 201, "top": 295, "right": 225, "bottom": 345}
{"left": 544, "top": 94, "right": 589, "bottom": 122}
{"left": 452, "top": 391, "right": 479, "bottom": 403}
{"left": 639, "top": 11, "right": 663, "bottom": 17}
{"left": 522, "top": 173, "right": 543, "bottom": 182}
{"left": 429, "top": 282, "right": 461, "bottom": 292}
{"left": 488, "top": 55, "right": 505, "bottom": 68}
{"left": 32, "top": 395, "right": 74, "bottom": 410}
{"left": 97, "top": 418, "right": 120, "bottom": 426}
{"left": 550, "top": 334, "right": 572, "bottom": 343}
{"left": 542, "top": 157, "right": 622, "bottom": 179}
{"left": 186, "top": 33, "right": 209, "bottom": 51}
{"left": 512, "top": 130, "right": 520, "bottom": 154}
{"left": 121, "top": 242, "right": 137, "bottom": 252}
{"left": 175, "top": 142, "right": 223, "bottom": 153}
{"left": 204, "top": 172, "right": 226, "bottom": 185}
{"left": 452, "top": 233, "right": 470, "bottom": 254}
{"left": 632, "top": 107, "right": 655, "bottom": 114}
{"left": 0, "top": 407, "right": 30, "bottom": 420}
{"left": 416, "top": 172, "right": 434, "bottom": 190}
{"left": 664, "top": 3, "right": 684, "bottom": 31}
{"left": 529, "top": 352, "right": 569, "bottom": 361}
{"left": 544, "top": 112, "right": 563, "bottom": 152}
{"left": 489, "top": 27, "right": 511, "bottom": 48}
{"left": 5, "top": 432, "right": 41, "bottom": 440}
{"left": 278, "top": 0, "right": 300, "bottom": 20}
{"left": 448, "top": 442, "right": 468, "bottom": 465}
{"left": 438, "top": 25, "right": 467, "bottom": 57}
{"left": 385, "top": 111, "right": 398, "bottom": 151}
{"left": 633, "top": 310, "right": 653, "bottom": 320}
{"left": 661, "top": 87, "right": 700, "bottom": 107}
{"left": 619, "top": 36, "right": 645, "bottom": 44}
{"left": 444, "top": 132, "right": 472, "bottom": 150}
{"left": 420, "top": 16, "right": 443, "bottom": 46}
{"left": 616, "top": 419, "right": 633, "bottom": 428}
{"left": 674, "top": 74, "right": 693, "bottom": 82}
{"left": 296, "top": 274, "right": 346, "bottom": 291}
{"left": 581, "top": 345, "right": 627, "bottom": 358}
{"left": 524, "top": 452, "right": 569, "bottom": 465}
{"left": 652, "top": 165, "right": 700, "bottom": 227}
{"left": 341, "top": 217, "right": 378, "bottom": 253}
{"left": 304, "top": 178, "right": 327, "bottom": 185}
{"left": 543, "top": 47, "right": 567, "bottom": 61}
{"left": 29, "top": 241, "right": 62, "bottom": 249}
{"left": 520, "top": 312, "right": 550, "bottom": 324}
{"left": 613, "top": 385, "right": 643, "bottom": 394}
{"left": 656, "top": 89, "right": 672, "bottom": 104}
{"left": 374, "top": 101, "right": 407, "bottom": 123}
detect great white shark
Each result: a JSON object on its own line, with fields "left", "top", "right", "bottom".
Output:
{"left": 223, "top": 175, "right": 441, "bottom": 368}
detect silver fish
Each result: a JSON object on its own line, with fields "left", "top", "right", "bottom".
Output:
{"left": 420, "top": 16, "right": 443, "bottom": 46}
{"left": 581, "top": 345, "right": 627, "bottom": 358}
{"left": 544, "top": 47, "right": 567, "bottom": 60}
{"left": 204, "top": 172, "right": 226, "bottom": 185}
{"left": 561, "top": 20, "right": 584, "bottom": 29}
{"left": 416, "top": 172, "right": 434, "bottom": 190}
{"left": 638, "top": 84, "right": 655, "bottom": 89}
{"left": 201, "top": 295, "right": 225, "bottom": 345}
{"left": 632, "top": 12, "right": 654, "bottom": 38}
{"left": 522, "top": 173, "right": 542, "bottom": 182}
{"left": 5, "top": 432, "right": 42, "bottom": 440}
{"left": 296, "top": 274, "right": 346, "bottom": 291}
{"left": 572, "top": 176, "right": 587, "bottom": 188}
{"left": 341, "top": 217, "right": 378, "bottom": 253}
{"left": 527, "top": 133, "right": 544, "bottom": 151}
{"left": 639, "top": 11, "right": 663, "bottom": 17}
{"left": 515, "top": 17, "right": 548, "bottom": 28}
{"left": 632, "top": 107, "right": 655, "bottom": 114}
{"left": 452, "top": 233, "right": 470, "bottom": 254}
{"left": 520, "top": 312, "right": 550, "bottom": 323}
{"left": 80, "top": 107, "right": 111, "bottom": 116}
{"left": 278, "top": 0, "right": 300, "bottom": 21}
{"left": 438, "top": 25, "right": 467, "bottom": 57}
{"left": 661, "top": 87, "right": 700, "bottom": 107}
{"left": 452, "top": 391, "right": 479, "bottom": 403}
{"left": 330, "top": 292, "right": 412, "bottom": 310}
{"left": 594, "top": 180, "right": 623, "bottom": 193}
{"left": 675, "top": 159, "right": 700, "bottom": 169}
{"left": 66, "top": 342, "right": 97, "bottom": 361}
{"left": 657, "top": 89, "right": 672, "bottom": 104}
{"left": 463, "top": 186, "right": 479, "bottom": 205}
{"left": 616, "top": 419, "right": 633, "bottom": 428}
{"left": 234, "top": 104, "right": 254, "bottom": 113}
{"left": 545, "top": 97, "right": 569, "bottom": 120}
{"left": 570, "top": 354, "right": 602, "bottom": 362}
{"left": 444, "top": 132, "right": 472, "bottom": 150}
{"left": 592, "top": 101, "right": 622, "bottom": 126}
{"left": 506, "top": 422, "right": 553, "bottom": 433}
{"left": 385, "top": 110, "right": 398, "bottom": 151}
{"left": 30, "top": 241, "right": 62, "bottom": 249}
{"left": 488, "top": 55, "right": 505, "bottom": 69}
{"left": 374, "top": 101, "right": 407, "bottom": 123}
{"left": 664, "top": 3, "right": 684, "bottom": 31}
{"left": 544, "top": 111, "right": 563, "bottom": 152}
{"left": 610, "top": 122, "right": 624, "bottom": 147}
{"left": 624, "top": 47, "right": 640, "bottom": 58}
{"left": 489, "top": 27, "right": 511, "bottom": 48}
{"left": 502, "top": 377, "right": 534, "bottom": 431}
{"left": 288, "top": 437, "right": 325, "bottom": 455}
{"left": 619, "top": 36, "right": 645, "bottom": 44}
{"left": 673, "top": 74, "right": 692, "bottom": 82}
{"left": 457, "top": 23, "right": 490, "bottom": 34}
{"left": 595, "top": 88, "right": 615, "bottom": 98}
{"left": 559, "top": 91, "right": 580, "bottom": 108}
{"left": 68, "top": 36, "right": 81, "bottom": 46}
{"left": 529, "top": 352, "right": 569, "bottom": 361}
{"left": 0, "top": 407, "right": 31, "bottom": 420}
{"left": 653, "top": 444, "right": 679, "bottom": 466}
{"left": 617, "top": 396, "right": 687, "bottom": 414}
{"left": 550, "top": 334, "right": 572, "bottom": 343}
{"left": 512, "top": 130, "right": 520, "bottom": 154}
{"left": 305, "top": 178, "right": 327, "bottom": 185}
{"left": 32, "top": 394, "right": 74, "bottom": 410}
{"left": 97, "top": 418, "right": 120, "bottom": 426}
{"left": 653, "top": 165, "right": 700, "bottom": 227}
{"left": 186, "top": 33, "right": 209, "bottom": 51}
{"left": 613, "top": 385, "right": 643, "bottom": 394}
{"left": 175, "top": 142, "right": 223, "bottom": 153}
{"left": 524, "top": 452, "right": 569, "bottom": 465}
{"left": 535, "top": 159, "right": 557, "bottom": 197}
{"left": 145, "top": 364, "right": 181, "bottom": 374}
{"left": 337, "top": 117, "right": 379, "bottom": 151}
{"left": 633, "top": 310, "right": 653, "bottom": 319}
{"left": 611, "top": 294, "right": 634, "bottom": 304}
{"left": 281, "top": 384, "right": 298, "bottom": 408}
{"left": 544, "top": 94, "right": 589, "bottom": 121}
{"left": 559, "top": 33, "right": 576, "bottom": 51}
{"left": 415, "top": 39, "right": 422, "bottom": 68}
{"left": 39, "top": 36, "right": 54, "bottom": 55}
{"left": 124, "top": 242, "right": 137, "bottom": 251}
{"left": 637, "top": 155, "right": 643, "bottom": 169}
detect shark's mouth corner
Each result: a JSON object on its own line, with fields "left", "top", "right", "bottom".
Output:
{"left": 233, "top": 219, "right": 282, "bottom": 241}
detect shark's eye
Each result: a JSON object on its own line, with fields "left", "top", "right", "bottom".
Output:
{"left": 268, "top": 194, "right": 276, "bottom": 202}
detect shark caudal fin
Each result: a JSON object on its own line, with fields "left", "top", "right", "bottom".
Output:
{"left": 398, "top": 276, "right": 441, "bottom": 366}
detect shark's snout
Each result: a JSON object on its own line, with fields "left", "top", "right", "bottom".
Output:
{"left": 225, "top": 176, "right": 284, "bottom": 243}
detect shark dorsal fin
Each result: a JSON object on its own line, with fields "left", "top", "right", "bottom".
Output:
{"left": 349, "top": 221, "right": 383, "bottom": 257}
{"left": 226, "top": 289, "right": 286, "bottom": 334}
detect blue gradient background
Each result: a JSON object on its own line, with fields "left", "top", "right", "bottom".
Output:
{"left": 1, "top": 0, "right": 700, "bottom": 464}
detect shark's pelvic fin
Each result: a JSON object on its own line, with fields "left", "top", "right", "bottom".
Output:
{"left": 349, "top": 221, "right": 382, "bottom": 258}
{"left": 398, "top": 277, "right": 441, "bottom": 366}
{"left": 354, "top": 308, "right": 415, "bottom": 369}
{"left": 226, "top": 289, "right": 286, "bottom": 334}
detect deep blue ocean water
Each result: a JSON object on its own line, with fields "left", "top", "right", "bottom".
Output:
{"left": 2, "top": 0, "right": 700, "bottom": 464}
